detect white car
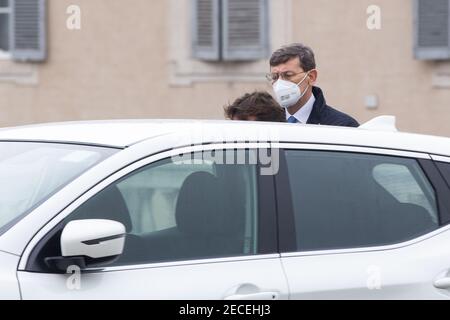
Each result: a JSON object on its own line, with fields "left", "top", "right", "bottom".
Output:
{"left": 0, "top": 117, "right": 450, "bottom": 299}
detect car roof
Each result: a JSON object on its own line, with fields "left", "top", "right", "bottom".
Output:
{"left": 0, "top": 120, "right": 178, "bottom": 148}
{"left": 0, "top": 119, "right": 449, "bottom": 157}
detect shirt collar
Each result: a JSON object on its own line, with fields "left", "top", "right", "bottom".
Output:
{"left": 285, "top": 94, "right": 316, "bottom": 124}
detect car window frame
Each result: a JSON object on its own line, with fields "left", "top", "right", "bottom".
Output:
{"left": 21, "top": 142, "right": 279, "bottom": 273}
{"left": 273, "top": 143, "right": 449, "bottom": 256}
{"left": 424, "top": 155, "right": 450, "bottom": 225}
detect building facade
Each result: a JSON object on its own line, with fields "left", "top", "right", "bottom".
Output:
{"left": 0, "top": 0, "right": 449, "bottom": 136}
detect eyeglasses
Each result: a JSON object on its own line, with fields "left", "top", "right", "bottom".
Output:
{"left": 265, "top": 71, "right": 308, "bottom": 83}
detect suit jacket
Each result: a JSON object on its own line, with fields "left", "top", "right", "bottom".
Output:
{"left": 306, "top": 86, "right": 359, "bottom": 127}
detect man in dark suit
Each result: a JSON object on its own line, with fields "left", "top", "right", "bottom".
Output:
{"left": 268, "top": 43, "right": 359, "bottom": 127}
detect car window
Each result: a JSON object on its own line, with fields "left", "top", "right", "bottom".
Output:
{"left": 372, "top": 163, "right": 438, "bottom": 224}
{"left": 284, "top": 150, "right": 439, "bottom": 251}
{"left": 117, "top": 159, "right": 216, "bottom": 234}
{"left": 63, "top": 150, "right": 259, "bottom": 266}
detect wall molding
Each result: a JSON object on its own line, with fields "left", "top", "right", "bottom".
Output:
{"left": 168, "top": 0, "right": 293, "bottom": 86}
{"left": 0, "top": 60, "right": 38, "bottom": 85}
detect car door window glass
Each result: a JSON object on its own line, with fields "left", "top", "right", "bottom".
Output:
{"left": 64, "top": 150, "right": 259, "bottom": 266}
{"left": 373, "top": 163, "right": 438, "bottom": 224}
{"left": 284, "top": 150, "right": 439, "bottom": 251}
{"left": 117, "top": 159, "right": 216, "bottom": 234}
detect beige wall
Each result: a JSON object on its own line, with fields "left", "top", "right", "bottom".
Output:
{"left": 0, "top": 0, "right": 269, "bottom": 127}
{"left": 0, "top": 0, "right": 449, "bottom": 137}
{"left": 1, "top": 0, "right": 172, "bottom": 125}
{"left": 294, "top": 0, "right": 450, "bottom": 136}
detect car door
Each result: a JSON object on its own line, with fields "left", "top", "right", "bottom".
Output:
{"left": 17, "top": 145, "right": 288, "bottom": 299}
{"left": 275, "top": 144, "right": 450, "bottom": 299}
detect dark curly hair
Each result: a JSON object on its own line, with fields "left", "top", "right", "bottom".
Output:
{"left": 224, "top": 91, "right": 286, "bottom": 122}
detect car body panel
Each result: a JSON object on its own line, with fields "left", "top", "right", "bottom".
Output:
{"left": 18, "top": 256, "right": 288, "bottom": 300}
{"left": 0, "top": 251, "right": 21, "bottom": 299}
{"left": 281, "top": 225, "right": 450, "bottom": 299}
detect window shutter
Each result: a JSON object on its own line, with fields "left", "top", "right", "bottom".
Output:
{"left": 222, "top": 0, "right": 269, "bottom": 61}
{"left": 192, "top": 0, "right": 220, "bottom": 61}
{"left": 414, "top": 0, "right": 450, "bottom": 60}
{"left": 10, "top": 0, "right": 46, "bottom": 62}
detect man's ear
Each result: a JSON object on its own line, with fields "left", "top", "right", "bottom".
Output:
{"left": 308, "top": 69, "right": 318, "bottom": 86}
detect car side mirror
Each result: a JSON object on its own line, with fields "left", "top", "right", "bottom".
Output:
{"left": 45, "top": 219, "right": 126, "bottom": 272}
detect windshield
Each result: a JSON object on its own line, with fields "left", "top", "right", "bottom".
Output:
{"left": 0, "top": 142, "right": 118, "bottom": 234}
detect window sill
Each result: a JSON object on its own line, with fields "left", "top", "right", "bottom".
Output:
{"left": 432, "top": 61, "right": 450, "bottom": 89}
{"left": 169, "top": 0, "right": 293, "bottom": 87}
{"left": 0, "top": 51, "right": 11, "bottom": 60}
{"left": 0, "top": 59, "right": 38, "bottom": 85}
{"left": 168, "top": 59, "right": 270, "bottom": 86}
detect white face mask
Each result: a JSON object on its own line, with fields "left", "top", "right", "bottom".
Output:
{"left": 272, "top": 72, "right": 309, "bottom": 109}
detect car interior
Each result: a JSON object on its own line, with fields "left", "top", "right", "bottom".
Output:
{"left": 59, "top": 166, "right": 250, "bottom": 266}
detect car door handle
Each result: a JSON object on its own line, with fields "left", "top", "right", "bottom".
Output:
{"left": 434, "top": 277, "right": 450, "bottom": 289}
{"left": 224, "top": 292, "right": 279, "bottom": 300}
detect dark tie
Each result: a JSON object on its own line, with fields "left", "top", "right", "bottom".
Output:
{"left": 288, "top": 116, "right": 299, "bottom": 124}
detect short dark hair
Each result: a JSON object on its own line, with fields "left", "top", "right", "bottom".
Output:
{"left": 224, "top": 91, "right": 286, "bottom": 122}
{"left": 270, "top": 43, "right": 316, "bottom": 71}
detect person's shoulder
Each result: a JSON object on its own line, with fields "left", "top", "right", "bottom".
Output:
{"left": 321, "top": 104, "right": 359, "bottom": 127}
